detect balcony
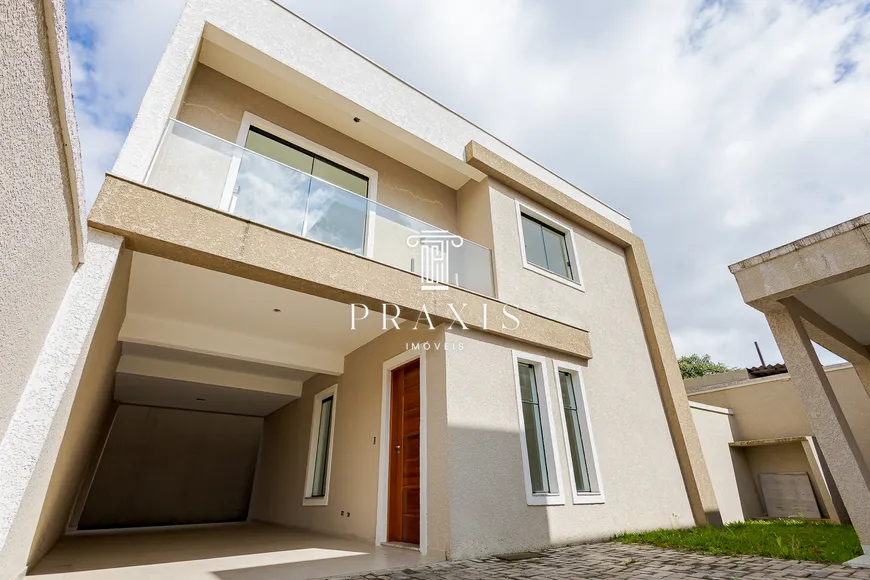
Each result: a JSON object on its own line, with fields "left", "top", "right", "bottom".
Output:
{"left": 144, "top": 120, "right": 494, "bottom": 297}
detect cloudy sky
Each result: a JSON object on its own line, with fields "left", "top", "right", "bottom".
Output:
{"left": 67, "top": 0, "right": 870, "bottom": 368}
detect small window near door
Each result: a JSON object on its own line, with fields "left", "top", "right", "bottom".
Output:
{"left": 553, "top": 361, "right": 604, "bottom": 504}
{"left": 304, "top": 385, "right": 338, "bottom": 506}
{"left": 512, "top": 352, "right": 563, "bottom": 506}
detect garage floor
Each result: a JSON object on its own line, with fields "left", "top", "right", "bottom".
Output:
{"left": 30, "top": 522, "right": 442, "bottom": 580}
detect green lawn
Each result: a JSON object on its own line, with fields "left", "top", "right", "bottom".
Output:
{"left": 613, "top": 520, "right": 862, "bottom": 564}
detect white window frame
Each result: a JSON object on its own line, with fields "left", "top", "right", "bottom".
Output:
{"left": 303, "top": 384, "right": 339, "bottom": 506}
{"left": 221, "top": 112, "right": 380, "bottom": 257}
{"left": 551, "top": 360, "right": 604, "bottom": 504}
{"left": 511, "top": 350, "right": 564, "bottom": 506}
{"left": 515, "top": 199, "right": 585, "bottom": 292}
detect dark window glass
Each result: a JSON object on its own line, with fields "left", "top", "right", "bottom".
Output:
{"left": 521, "top": 214, "right": 573, "bottom": 280}
{"left": 559, "top": 371, "right": 591, "bottom": 493}
{"left": 311, "top": 396, "right": 334, "bottom": 497}
{"left": 518, "top": 362, "right": 550, "bottom": 493}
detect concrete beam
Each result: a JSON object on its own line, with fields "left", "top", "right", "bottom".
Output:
{"left": 90, "top": 175, "right": 593, "bottom": 361}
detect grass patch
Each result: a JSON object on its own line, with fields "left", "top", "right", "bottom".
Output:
{"left": 613, "top": 520, "right": 862, "bottom": 563}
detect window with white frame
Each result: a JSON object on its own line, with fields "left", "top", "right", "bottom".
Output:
{"left": 552, "top": 361, "right": 604, "bottom": 504}
{"left": 512, "top": 351, "right": 563, "bottom": 505}
{"left": 516, "top": 200, "right": 584, "bottom": 290}
{"left": 303, "top": 384, "right": 338, "bottom": 505}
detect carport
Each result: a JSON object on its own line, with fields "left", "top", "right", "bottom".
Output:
{"left": 26, "top": 250, "right": 437, "bottom": 578}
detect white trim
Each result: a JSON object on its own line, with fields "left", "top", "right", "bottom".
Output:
{"left": 222, "top": 112, "right": 380, "bottom": 256}
{"left": 515, "top": 199, "right": 585, "bottom": 292}
{"left": 376, "top": 350, "right": 428, "bottom": 555}
{"left": 303, "top": 383, "right": 338, "bottom": 506}
{"left": 511, "top": 351, "right": 564, "bottom": 506}
{"left": 43, "top": 0, "right": 86, "bottom": 264}
{"left": 688, "top": 401, "right": 734, "bottom": 415}
{"left": 551, "top": 360, "right": 604, "bottom": 505}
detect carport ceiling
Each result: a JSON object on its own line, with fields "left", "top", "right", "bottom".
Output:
{"left": 798, "top": 271, "right": 870, "bottom": 345}
{"left": 123, "top": 252, "right": 391, "bottom": 373}
{"left": 115, "top": 373, "right": 294, "bottom": 416}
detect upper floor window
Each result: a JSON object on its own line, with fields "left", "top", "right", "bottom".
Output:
{"left": 521, "top": 213, "right": 572, "bottom": 278}
{"left": 516, "top": 201, "right": 584, "bottom": 291}
{"left": 223, "top": 113, "right": 378, "bottom": 256}
{"left": 244, "top": 126, "right": 369, "bottom": 197}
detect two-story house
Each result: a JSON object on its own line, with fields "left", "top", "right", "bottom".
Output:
{"left": 1, "top": 1, "right": 720, "bottom": 578}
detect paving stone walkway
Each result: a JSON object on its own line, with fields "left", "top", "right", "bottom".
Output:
{"left": 338, "top": 542, "right": 870, "bottom": 579}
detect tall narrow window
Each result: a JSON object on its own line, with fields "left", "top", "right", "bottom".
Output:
{"left": 559, "top": 371, "right": 590, "bottom": 493}
{"left": 304, "top": 385, "right": 338, "bottom": 505}
{"left": 311, "top": 395, "right": 334, "bottom": 498}
{"left": 518, "top": 362, "right": 549, "bottom": 493}
{"left": 512, "top": 352, "right": 563, "bottom": 506}
{"left": 553, "top": 362, "right": 603, "bottom": 504}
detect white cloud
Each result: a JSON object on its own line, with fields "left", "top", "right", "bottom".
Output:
{"left": 69, "top": 0, "right": 870, "bottom": 368}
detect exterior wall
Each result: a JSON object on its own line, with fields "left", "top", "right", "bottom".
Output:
{"left": 0, "top": 0, "right": 83, "bottom": 439}
{"left": 27, "top": 249, "right": 132, "bottom": 566}
{"left": 77, "top": 405, "right": 262, "bottom": 529}
{"left": 113, "top": 0, "right": 630, "bottom": 231}
{"left": 442, "top": 328, "right": 693, "bottom": 559}
{"left": 690, "top": 405, "right": 759, "bottom": 523}
{"left": 483, "top": 178, "right": 632, "bottom": 329}
{"left": 0, "top": 231, "right": 122, "bottom": 580}
{"left": 688, "top": 365, "right": 870, "bottom": 466}
{"left": 175, "top": 65, "right": 459, "bottom": 233}
{"left": 249, "top": 324, "right": 449, "bottom": 557}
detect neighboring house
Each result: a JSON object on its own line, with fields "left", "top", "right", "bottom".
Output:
{"left": 1, "top": 0, "right": 720, "bottom": 578}
{"left": 687, "top": 363, "right": 870, "bottom": 527}
{"left": 726, "top": 213, "right": 870, "bottom": 568}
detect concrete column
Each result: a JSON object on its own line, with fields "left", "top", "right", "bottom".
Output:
{"left": 854, "top": 361, "right": 870, "bottom": 400}
{"left": 766, "top": 307, "right": 870, "bottom": 561}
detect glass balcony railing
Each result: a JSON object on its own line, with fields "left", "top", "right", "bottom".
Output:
{"left": 145, "top": 119, "right": 494, "bottom": 297}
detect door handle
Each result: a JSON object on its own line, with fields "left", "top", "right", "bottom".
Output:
{"left": 395, "top": 445, "right": 401, "bottom": 454}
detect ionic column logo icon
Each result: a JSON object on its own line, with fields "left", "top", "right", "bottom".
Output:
{"left": 407, "top": 230, "right": 464, "bottom": 291}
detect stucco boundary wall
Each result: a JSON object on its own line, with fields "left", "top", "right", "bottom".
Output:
{"left": 0, "top": 230, "right": 123, "bottom": 580}
{"left": 465, "top": 141, "right": 720, "bottom": 527}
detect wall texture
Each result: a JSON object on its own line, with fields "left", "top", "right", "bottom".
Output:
{"left": 175, "top": 65, "right": 460, "bottom": 233}
{"left": 78, "top": 405, "right": 262, "bottom": 529}
{"left": 0, "top": 0, "right": 80, "bottom": 439}
{"left": 690, "top": 406, "right": 757, "bottom": 524}
{"left": 27, "top": 249, "right": 132, "bottom": 566}
{"left": 688, "top": 365, "right": 870, "bottom": 466}
{"left": 443, "top": 328, "right": 693, "bottom": 559}
{"left": 249, "top": 323, "right": 449, "bottom": 557}
{"left": 0, "top": 230, "right": 122, "bottom": 580}
{"left": 486, "top": 180, "right": 593, "bottom": 329}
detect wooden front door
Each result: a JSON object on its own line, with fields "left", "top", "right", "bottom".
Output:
{"left": 387, "top": 359, "right": 421, "bottom": 545}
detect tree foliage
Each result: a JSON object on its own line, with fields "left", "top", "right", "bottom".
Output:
{"left": 678, "top": 353, "right": 734, "bottom": 379}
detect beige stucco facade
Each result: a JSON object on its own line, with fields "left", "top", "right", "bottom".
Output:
{"left": 1, "top": 0, "right": 725, "bottom": 576}
{"left": 0, "top": 0, "right": 85, "bottom": 439}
